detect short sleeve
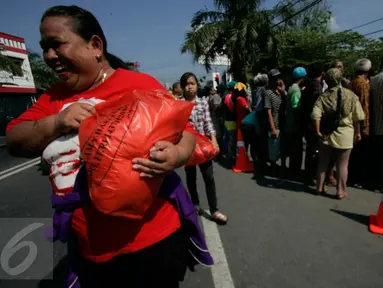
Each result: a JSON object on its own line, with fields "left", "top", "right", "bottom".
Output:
{"left": 264, "top": 91, "right": 272, "bottom": 109}
{"left": 311, "top": 97, "right": 323, "bottom": 120}
{"left": 353, "top": 99, "right": 365, "bottom": 122}
{"left": 238, "top": 97, "right": 248, "bottom": 108}
{"left": 6, "top": 92, "right": 55, "bottom": 133}
{"left": 290, "top": 91, "right": 302, "bottom": 108}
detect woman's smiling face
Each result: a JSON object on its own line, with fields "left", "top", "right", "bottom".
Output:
{"left": 40, "top": 16, "right": 102, "bottom": 91}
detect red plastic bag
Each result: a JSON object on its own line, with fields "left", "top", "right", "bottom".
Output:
{"left": 185, "top": 130, "right": 218, "bottom": 166}
{"left": 79, "top": 90, "right": 194, "bottom": 219}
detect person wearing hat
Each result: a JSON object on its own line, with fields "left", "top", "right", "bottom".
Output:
{"left": 285, "top": 67, "right": 307, "bottom": 176}
{"left": 269, "top": 69, "right": 282, "bottom": 78}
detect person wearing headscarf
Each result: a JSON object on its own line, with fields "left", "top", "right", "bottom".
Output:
{"left": 232, "top": 82, "right": 250, "bottom": 149}
{"left": 311, "top": 68, "right": 365, "bottom": 199}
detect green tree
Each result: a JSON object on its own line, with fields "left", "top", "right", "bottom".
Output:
{"left": 28, "top": 52, "right": 59, "bottom": 89}
{"left": 181, "top": 0, "right": 272, "bottom": 82}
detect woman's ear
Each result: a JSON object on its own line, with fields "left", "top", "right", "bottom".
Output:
{"left": 89, "top": 35, "right": 104, "bottom": 61}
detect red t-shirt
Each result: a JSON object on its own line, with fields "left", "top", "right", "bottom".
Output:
{"left": 224, "top": 92, "right": 234, "bottom": 112}
{"left": 7, "top": 69, "right": 190, "bottom": 263}
{"left": 236, "top": 96, "right": 249, "bottom": 127}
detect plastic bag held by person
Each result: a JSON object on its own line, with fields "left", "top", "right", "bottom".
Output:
{"left": 186, "top": 131, "right": 217, "bottom": 166}
{"left": 78, "top": 89, "right": 194, "bottom": 219}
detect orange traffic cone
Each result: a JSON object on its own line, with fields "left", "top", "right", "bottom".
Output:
{"left": 370, "top": 200, "right": 383, "bottom": 235}
{"left": 233, "top": 128, "right": 254, "bottom": 173}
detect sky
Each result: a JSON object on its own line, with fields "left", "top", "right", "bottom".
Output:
{"left": 1, "top": 0, "right": 383, "bottom": 84}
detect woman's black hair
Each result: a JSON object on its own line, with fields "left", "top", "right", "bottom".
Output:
{"left": 180, "top": 72, "right": 198, "bottom": 89}
{"left": 41, "top": 5, "right": 129, "bottom": 70}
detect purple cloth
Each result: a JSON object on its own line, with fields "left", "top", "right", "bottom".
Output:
{"left": 47, "top": 166, "right": 213, "bottom": 288}
{"left": 159, "top": 172, "right": 214, "bottom": 268}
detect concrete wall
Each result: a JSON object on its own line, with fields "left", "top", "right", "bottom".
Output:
{"left": 0, "top": 50, "right": 35, "bottom": 89}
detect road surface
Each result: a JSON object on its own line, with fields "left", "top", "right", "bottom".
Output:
{"left": 0, "top": 150, "right": 382, "bottom": 288}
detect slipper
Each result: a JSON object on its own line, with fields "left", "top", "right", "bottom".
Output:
{"left": 336, "top": 192, "right": 347, "bottom": 200}
{"left": 212, "top": 211, "right": 228, "bottom": 225}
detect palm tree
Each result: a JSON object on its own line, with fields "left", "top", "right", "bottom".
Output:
{"left": 181, "top": 0, "right": 273, "bottom": 82}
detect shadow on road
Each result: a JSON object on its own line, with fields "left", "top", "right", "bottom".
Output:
{"left": 214, "top": 155, "right": 232, "bottom": 170}
{"left": 330, "top": 209, "right": 369, "bottom": 226}
{"left": 254, "top": 176, "right": 317, "bottom": 195}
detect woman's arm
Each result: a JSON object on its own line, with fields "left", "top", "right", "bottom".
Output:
{"left": 203, "top": 98, "right": 216, "bottom": 138}
{"left": 202, "top": 98, "right": 219, "bottom": 151}
{"left": 6, "top": 115, "right": 61, "bottom": 158}
{"left": 267, "top": 109, "right": 277, "bottom": 137}
{"left": 175, "top": 130, "right": 196, "bottom": 167}
{"left": 6, "top": 102, "right": 95, "bottom": 158}
{"left": 311, "top": 97, "right": 323, "bottom": 138}
{"left": 314, "top": 119, "right": 321, "bottom": 137}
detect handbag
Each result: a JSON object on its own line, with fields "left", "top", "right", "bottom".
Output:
{"left": 320, "top": 88, "right": 342, "bottom": 136}
{"left": 268, "top": 131, "right": 280, "bottom": 162}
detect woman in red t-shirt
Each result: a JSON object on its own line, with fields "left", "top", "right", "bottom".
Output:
{"left": 233, "top": 83, "right": 251, "bottom": 127}
{"left": 5, "top": 5, "right": 197, "bottom": 288}
{"left": 232, "top": 83, "right": 252, "bottom": 158}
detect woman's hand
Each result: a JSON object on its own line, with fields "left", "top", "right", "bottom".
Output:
{"left": 132, "top": 141, "right": 181, "bottom": 178}
{"left": 271, "top": 129, "right": 278, "bottom": 139}
{"left": 55, "top": 103, "right": 96, "bottom": 134}
{"left": 354, "top": 133, "right": 362, "bottom": 142}
{"left": 317, "top": 131, "right": 329, "bottom": 141}
{"left": 211, "top": 136, "right": 220, "bottom": 154}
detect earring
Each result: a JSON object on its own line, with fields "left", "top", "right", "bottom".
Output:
{"left": 96, "top": 54, "right": 101, "bottom": 62}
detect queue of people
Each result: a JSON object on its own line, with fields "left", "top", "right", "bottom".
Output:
{"left": 170, "top": 58, "right": 383, "bottom": 200}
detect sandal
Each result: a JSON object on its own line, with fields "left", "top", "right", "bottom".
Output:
{"left": 336, "top": 192, "right": 347, "bottom": 200}
{"left": 212, "top": 211, "right": 228, "bottom": 225}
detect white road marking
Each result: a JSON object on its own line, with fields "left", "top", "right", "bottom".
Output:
{"left": 0, "top": 159, "right": 41, "bottom": 180}
{"left": 201, "top": 215, "right": 235, "bottom": 288}
{"left": 0, "top": 157, "right": 41, "bottom": 177}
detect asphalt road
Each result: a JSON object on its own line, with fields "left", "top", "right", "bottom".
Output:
{"left": 0, "top": 154, "right": 382, "bottom": 288}
{"left": 0, "top": 147, "right": 38, "bottom": 172}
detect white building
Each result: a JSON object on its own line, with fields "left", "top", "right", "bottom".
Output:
{"left": 0, "top": 32, "right": 36, "bottom": 93}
